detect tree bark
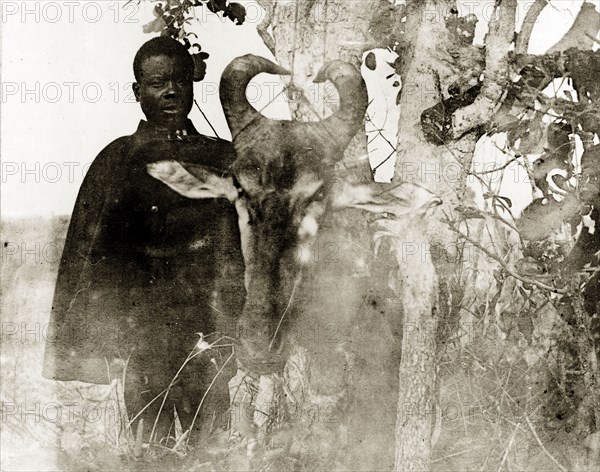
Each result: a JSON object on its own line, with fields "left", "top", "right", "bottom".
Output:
{"left": 391, "top": 1, "right": 482, "bottom": 468}
{"left": 259, "top": 0, "right": 474, "bottom": 469}
{"left": 393, "top": 219, "right": 439, "bottom": 471}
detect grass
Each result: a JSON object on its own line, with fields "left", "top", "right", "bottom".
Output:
{"left": 2, "top": 215, "right": 599, "bottom": 471}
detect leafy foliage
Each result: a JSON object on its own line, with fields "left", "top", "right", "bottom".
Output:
{"left": 140, "top": 0, "right": 246, "bottom": 81}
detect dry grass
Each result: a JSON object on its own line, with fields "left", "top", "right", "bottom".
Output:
{"left": 2, "top": 216, "right": 598, "bottom": 471}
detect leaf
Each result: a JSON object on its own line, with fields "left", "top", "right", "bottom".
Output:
{"left": 504, "top": 120, "right": 525, "bottom": 147}
{"left": 174, "top": 406, "right": 183, "bottom": 441}
{"left": 153, "top": 3, "right": 164, "bottom": 17}
{"left": 192, "top": 53, "right": 209, "bottom": 81}
{"left": 547, "top": 121, "right": 572, "bottom": 151}
{"left": 518, "top": 195, "right": 580, "bottom": 241}
{"left": 224, "top": 2, "right": 246, "bottom": 25}
{"left": 455, "top": 205, "right": 485, "bottom": 219}
{"left": 495, "top": 195, "right": 513, "bottom": 209}
{"left": 493, "top": 114, "right": 519, "bottom": 133}
{"left": 515, "top": 256, "right": 544, "bottom": 276}
{"left": 163, "top": 24, "right": 179, "bottom": 39}
{"left": 563, "top": 90, "right": 574, "bottom": 102}
{"left": 143, "top": 16, "right": 167, "bottom": 34}
{"left": 207, "top": 0, "right": 226, "bottom": 13}
{"left": 516, "top": 120, "right": 543, "bottom": 154}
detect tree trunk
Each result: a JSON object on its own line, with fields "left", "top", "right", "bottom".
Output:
{"left": 393, "top": 219, "right": 439, "bottom": 471}
{"left": 390, "top": 1, "right": 479, "bottom": 469}
{"left": 259, "top": 0, "right": 473, "bottom": 469}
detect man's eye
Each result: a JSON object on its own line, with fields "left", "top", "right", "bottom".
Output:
{"left": 150, "top": 82, "right": 166, "bottom": 88}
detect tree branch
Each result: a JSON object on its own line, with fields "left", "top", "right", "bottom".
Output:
{"left": 515, "top": 0, "right": 548, "bottom": 55}
{"left": 525, "top": 415, "right": 568, "bottom": 472}
{"left": 444, "top": 217, "right": 568, "bottom": 294}
{"left": 256, "top": 0, "right": 276, "bottom": 55}
{"left": 547, "top": 2, "right": 600, "bottom": 54}
{"left": 451, "top": 0, "right": 517, "bottom": 138}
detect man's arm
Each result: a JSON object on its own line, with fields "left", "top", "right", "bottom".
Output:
{"left": 42, "top": 137, "right": 131, "bottom": 381}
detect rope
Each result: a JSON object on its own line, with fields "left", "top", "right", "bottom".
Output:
{"left": 194, "top": 99, "right": 220, "bottom": 139}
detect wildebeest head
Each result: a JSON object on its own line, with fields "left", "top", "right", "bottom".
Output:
{"left": 148, "top": 54, "right": 442, "bottom": 372}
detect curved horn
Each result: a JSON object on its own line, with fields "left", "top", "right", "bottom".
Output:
{"left": 314, "top": 60, "right": 369, "bottom": 153}
{"left": 220, "top": 54, "right": 290, "bottom": 139}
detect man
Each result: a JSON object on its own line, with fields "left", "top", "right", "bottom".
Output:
{"left": 43, "top": 37, "right": 245, "bottom": 446}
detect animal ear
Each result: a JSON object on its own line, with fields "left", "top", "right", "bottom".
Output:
{"left": 330, "top": 180, "right": 442, "bottom": 217}
{"left": 147, "top": 160, "right": 238, "bottom": 202}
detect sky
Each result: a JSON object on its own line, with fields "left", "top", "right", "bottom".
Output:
{"left": 1, "top": 0, "right": 597, "bottom": 216}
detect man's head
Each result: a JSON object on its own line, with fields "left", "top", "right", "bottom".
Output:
{"left": 133, "top": 37, "right": 194, "bottom": 131}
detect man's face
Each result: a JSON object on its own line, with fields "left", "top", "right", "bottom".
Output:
{"left": 133, "top": 54, "right": 194, "bottom": 130}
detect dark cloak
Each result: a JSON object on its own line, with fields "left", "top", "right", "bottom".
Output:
{"left": 43, "top": 120, "right": 245, "bottom": 436}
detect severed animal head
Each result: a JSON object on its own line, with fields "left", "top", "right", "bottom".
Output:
{"left": 148, "top": 54, "right": 441, "bottom": 372}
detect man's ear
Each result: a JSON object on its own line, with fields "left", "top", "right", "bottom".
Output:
{"left": 147, "top": 160, "right": 238, "bottom": 202}
{"left": 132, "top": 82, "right": 140, "bottom": 102}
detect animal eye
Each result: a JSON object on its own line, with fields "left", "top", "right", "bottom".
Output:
{"left": 313, "top": 187, "right": 327, "bottom": 201}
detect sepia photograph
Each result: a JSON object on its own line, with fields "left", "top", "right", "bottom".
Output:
{"left": 1, "top": 0, "right": 599, "bottom": 470}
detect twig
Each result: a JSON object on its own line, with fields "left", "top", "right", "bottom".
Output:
{"left": 525, "top": 414, "right": 568, "bottom": 472}
{"left": 431, "top": 445, "right": 486, "bottom": 462}
{"left": 444, "top": 215, "right": 568, "bottom": 294}
{"left": 365, "top": 111, "right": 397, "bottom": 153}
{"left": 585, "top": 32, "right": 600, "bottom": 46}
{"left": 468, "top": 153, "right": 522, "bottom": 176}
{"left": 185, "top": 350, "right": 235, "bottom": 447}
{"left": 515, "top": 0, "right": 548, "bottom": 54}
{"left": 269, "top": 273, "right": 301, "bottom": 352}
{"left": 497, "top": 419, "right": 519, "bottom": 472}
{"left": 372, "top": 149, "right": 397, "bottom": 174}
{"left": 134, "top": 418, "right": 144, "bottom": 458}
{"left": 128, "top": 385, "right": 172, "bottom": 428}
{"left": 148, "top": 335, "right": 228, "bottom": 442}
{"left": 146, "top": 442, "right": 186, "bottom": 458}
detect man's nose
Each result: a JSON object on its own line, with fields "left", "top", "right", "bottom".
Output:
{"left": 163, "top": 80, "right": 181, "bottom": 98}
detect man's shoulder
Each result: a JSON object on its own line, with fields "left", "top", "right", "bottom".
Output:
{"left": 75, "top": 135, "right": 138, "bottom": 190}
{"left": 87, "top": 133, "right": 138, "bottom": 169}
{"left": 97, "top": 135, "right": 137, "bottom": 159}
